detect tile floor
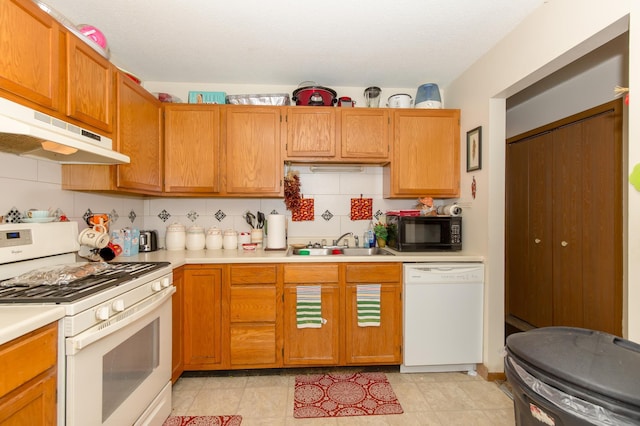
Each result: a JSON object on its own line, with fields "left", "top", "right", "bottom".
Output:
{"left": 170, "top": 367, "right": 516, "bottom": 425}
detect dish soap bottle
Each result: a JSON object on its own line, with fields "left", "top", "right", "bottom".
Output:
{"left": 367, "top": 221, "right": 376, "bottom": 248}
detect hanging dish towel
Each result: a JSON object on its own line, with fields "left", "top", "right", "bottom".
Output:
{"left": 357, "top": 284, "right": 381, "bottom": 327}
{"left": 292, "top": 197, "right": 314, "bottom": 221}
{"left": 350, "top": 197, "right": 373, "bottom": 220}
{"left": 296, "top": 285, "right": 322, "bottom": 328}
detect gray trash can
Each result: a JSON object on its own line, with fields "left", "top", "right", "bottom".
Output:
{"left": 505, "top": 327, "right": 640, "bottom": 425}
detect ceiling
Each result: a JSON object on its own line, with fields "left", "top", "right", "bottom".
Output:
{"left": 40, "top": 0, "right": 544, "bottom": 89}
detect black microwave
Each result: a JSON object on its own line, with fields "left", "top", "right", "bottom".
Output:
{"left": 385, "top": 214, "right": 462, "bottom": 251}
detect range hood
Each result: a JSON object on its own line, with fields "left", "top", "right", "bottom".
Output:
{"left": 0, "top": 97, "right": 129, "bottom": 164}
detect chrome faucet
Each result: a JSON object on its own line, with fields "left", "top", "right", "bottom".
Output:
{"left": 332, "top": 232, "right": 353, "bottom": 247}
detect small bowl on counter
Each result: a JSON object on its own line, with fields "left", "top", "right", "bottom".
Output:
{"left": 242, "top": 243, "right": 258, "bottom": 252}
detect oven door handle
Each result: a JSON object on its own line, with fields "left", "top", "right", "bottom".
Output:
{"left": 66, "top": 286, "right": 175, "bottom": 355}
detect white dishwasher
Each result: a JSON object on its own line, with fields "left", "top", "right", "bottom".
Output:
{"left": 401, "top": 263, "right": 484, "bottom": 373}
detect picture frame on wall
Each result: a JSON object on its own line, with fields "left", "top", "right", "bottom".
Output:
{"left": 466, "top": 126, "right": 482, "bottom": 172}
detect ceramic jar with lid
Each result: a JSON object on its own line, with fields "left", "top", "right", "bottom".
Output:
{"left": 238, "top": 231, "right": 251, "bottom": 248}
{"left": 223, "top": 229, "right": 238, "bottom": 250}
{"left": 165, "top": 222, "right": 186, "bottom": 250}
{"left": 205, "top": 227, "right": 223, "bottom": 250}
{"left": 186, "top": 225, "right": 205, "bottom": 250}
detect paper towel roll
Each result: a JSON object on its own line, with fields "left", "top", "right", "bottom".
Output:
{"left": 267, "top": 214, "right": 287, "bottom": 249}
{"left": 436, "top": 204, "right": 462, "bottom": 216}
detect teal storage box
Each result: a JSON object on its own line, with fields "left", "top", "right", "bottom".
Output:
{"left": 188, "top": 91, "right": 226, "bottom": 104}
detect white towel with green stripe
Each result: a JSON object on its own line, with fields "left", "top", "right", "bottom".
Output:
{"left": 296, "top": 285, "right": 322, "bottom": 328}
{"left": 357, "top": 284, "right": 381, "bottom": 327}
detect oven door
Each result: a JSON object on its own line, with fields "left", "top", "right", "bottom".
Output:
{"left": 65, "top": 286, "right": 174, "bottom": 426}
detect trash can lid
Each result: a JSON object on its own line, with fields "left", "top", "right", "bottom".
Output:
{"left": 506, "top": 327, "right": 640, "bottom": 409}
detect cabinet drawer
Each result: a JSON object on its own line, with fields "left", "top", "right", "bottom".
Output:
{"left": 284, "top": 264, "right": 339, "bottom": 283}
{"left": 230, "top": 324, "right": 277, "bottom": 366}
{"left": 230, "top": 265, "right": 277, "bottom": 284}
{"left": 345, "top": 263, "right": 401, "bottom": 283}
{"left": 0, "top": 323, "right": 57, "bottom": 399}
{"left": 230, "top": 286, "right": 276, "bottom": 322}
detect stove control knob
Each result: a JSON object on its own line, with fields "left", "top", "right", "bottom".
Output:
{"left": 161, "top": 277, "right": 171, "bottom": 288}
{"left": 151, "top": 281, "right": 162, "bottom": 292}
{"left": 112, "top": 299, "right": 125, "bottom": 312}
{"left": 96, "top": 306, "right": 110, "bottom": 321}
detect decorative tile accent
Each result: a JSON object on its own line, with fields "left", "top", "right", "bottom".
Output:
{"left": 374, "top": 209, "right": 384, "bottom": 220}
{"left": 6, "top": 207, "right": 21, "bottom": 223}
{"left": 108, "top": 209, "right": 118, "bottom": 224}
{"left": 127, "top": 209, "right": 136, "bottom": 223}
{"left": 187, "top": 210, "right": 199, "bottom": 222}
{"left": 214, "top": 210, "right": 226, "bottom": 221}
{"left": 158, "top": 209, "right": 171, "bottom": 222}
{"left": 83, "top": 209, "right": 94, "bottom": 225}
{"left": 321, "top": 210, "right": 334, "bottom": 221}
{"left": 270, "top": 209, "right": 279, "bottom": 215}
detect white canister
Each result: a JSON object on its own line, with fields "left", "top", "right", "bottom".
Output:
{"left": 186, "top": 225, "right": 205, "bottom": 250}
{"left": 238, "top": 231, "right": 251, "bottom": 248}
{"left": 205, "top": 227, "right": 223, "bottom": 250}
{"left": 165, "top": 222, "right": 186, "bottom": 250}
{"left": 223, "top": 229, "right": 238, "bottom": 250}
{"left": 387, "top": 93, "right": 413, "bottom": 108}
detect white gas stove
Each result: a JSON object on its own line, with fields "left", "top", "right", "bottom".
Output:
{"left": 0, "top": 221, "right": 174, "bottom": 425}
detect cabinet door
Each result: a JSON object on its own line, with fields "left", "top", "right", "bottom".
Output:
{"left": 385, "top": 109, "right": 460, "bottom": 198}
{"left": 283, "top": 284, "right": 340, "bottom": 366}
{"left": 0, "top": 0, "right": 62, "bottom": 111}
{"left": 506, "top": 134, "right": 553, "bottom": 329}
{"left": 183, "top": 266, "right": 223, "bottom": 368}
{"left": 340, "top": 109, "right": 390, "bottom": 161}
{"left": 344, "top": 264, "right": 402, "bottom": 364}
{"left": 164, "top": 105, "right": 220, "bottom": 194}
{"left": 66, "top": 35, "right": 114, "bottom": 133}
{"left": 116, "top": 72, "right": 163, "bottom": 193}
{"left": 224, "top": 106, "right": 282, "bottom": 195}
{"left": 285, "top": 107, "right": 336, "bottom": 158}
{"left": 171, "top": 267, "right": 184, "bottom": 383}
{"left": 229, "top": 264, "right": 279, "bottom": 368}
{"left": 0, "top": 370, "right": 56, "bottom": 426}
{"left": 283, "top": 264, "right": 340, "bottom": 366}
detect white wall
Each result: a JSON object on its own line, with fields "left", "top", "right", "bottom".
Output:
{"left": 445, "top": 0, "right": 633, "bottom": 373}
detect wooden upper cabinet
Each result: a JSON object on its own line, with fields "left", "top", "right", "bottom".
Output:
{"left": 339, "top": 109, "right": 390, "bottom": 161}
{"left": 0, "top": 0, "right": 63, "bottom": 111}
{"left": 66, "top": 35, "right": 115, "bottom": 133}
{"left": 384, "top": 109, "right": 460, "bottom": 198}
{"left": 223, "top": 106, "right": 282, "bottom": 196}
{"left": 285, "top": 107, "right": 336, "bottom": 159}
{"left": 115, "top": 72, "right": 163, "bottom": 193}
{"left": 164, "top": 104, "right": 221, "bottom": 194}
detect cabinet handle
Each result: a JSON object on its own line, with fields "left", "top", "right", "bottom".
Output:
{"left": 534, "top": 238, "right": 541, "bottom": 244}
{"left": 561, "top": 241, "right": 568, "bottom": 247}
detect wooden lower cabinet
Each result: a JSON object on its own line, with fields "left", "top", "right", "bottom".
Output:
{"left": 183, "top": 265, "right": 224, "bottom": 369}
{"left": 229, "top": 264, "right": 280, "bottom": 368}
{"left": 344, "top": 263, "right": 402, "bottom": 365}
{"left": 171, "top": 266, "right": 184, "bottom": 383}
{"left": 179, "top": 262, "right": 403, "bottom": 372}
{"left": 0, "top": 323, "right": 57, "bottom": 426}
{"left": 283, "top": 277, "right": 341, "bottom": 366}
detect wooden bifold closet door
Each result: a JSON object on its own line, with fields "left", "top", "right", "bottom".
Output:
{"left": 506, "top": 99, "right": 623, "bottom": 337}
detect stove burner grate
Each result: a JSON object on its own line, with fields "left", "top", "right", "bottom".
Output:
{"left": 0, "top": 262, "right": 170, "bottom": 304}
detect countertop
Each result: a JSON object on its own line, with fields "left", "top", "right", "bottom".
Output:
{"left": 122, "top": 247, "right": 484, "bottom": 267}
{"left": 0, "top": 306, "right": 65, "bottom": 346}
{"left": 0, "top": 247, "right": 483, "bottom": 346}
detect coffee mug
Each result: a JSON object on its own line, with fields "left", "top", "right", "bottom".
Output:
{"left": 78, "top": 224, "right": 110, "bottom": 249}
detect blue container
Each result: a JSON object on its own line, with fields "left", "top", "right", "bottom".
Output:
{"left": 415, "top": 83, "right": 442, "bottom": 109}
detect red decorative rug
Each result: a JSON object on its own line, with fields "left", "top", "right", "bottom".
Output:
{"left": 162, "top": 415, "right": 242, "bottom": 426}
{"left": 294, "top": 372, "right": 403, "bottom": 418}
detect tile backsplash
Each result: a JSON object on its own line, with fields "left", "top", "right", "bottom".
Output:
{"left": 0, "top": 152, "right": 425, "bottom": 248}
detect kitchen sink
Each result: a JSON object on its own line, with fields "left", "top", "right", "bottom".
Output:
{"left": 341, "top": 247, "right": 394, "bottom": 256}
{"left": 289, "top": 247, "right": 394, "bottom": 256}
